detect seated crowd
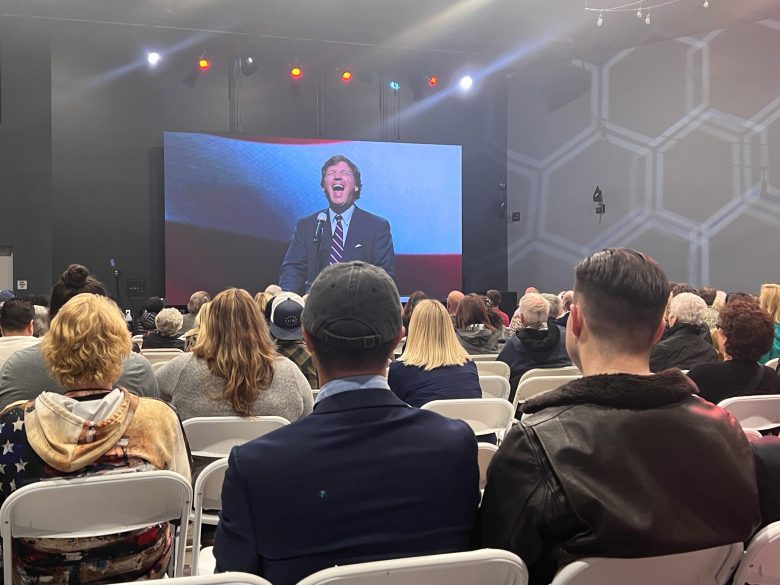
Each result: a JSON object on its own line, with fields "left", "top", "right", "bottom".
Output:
{"left": 0, "top": 251, "right": 778, "bottom": 584}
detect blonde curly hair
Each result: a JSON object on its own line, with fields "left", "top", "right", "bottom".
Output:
{"left": 42, "top": 293, "right": 131, "bottom": 388}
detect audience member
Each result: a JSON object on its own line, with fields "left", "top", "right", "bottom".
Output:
{"left": 481, "top": 295, "right": 506, "bottom": 332}
{"left": 181, "top": 290, "right": 211, "bottom": 333}
{"left": 759, "top": 283, "right": 780, "bottom": 364}
{"left": 688, "top": 300, "right": 780, "bottom": 403}
{"left": 155, "top": 288, "right": 312, "bottom": 422}
{"left": 454, "top": 293, "right": 501, "bottom": 354}
{"left": 183, "top": 301, "right": 210, "bottom": 351}
{"left": 0, "top": 293, "right": 190, "bottom": 584}
{"left": 486, "top": 289, "right": 510, "bottom": 327}
{"left": 751, "top": 435, "right": 780, "bottom": 527}
{"left": 498, "top": 293, "right": 571, "bottom": 394}
{"left": 214, "top": 262, "right": 479, "bottom": 585}
{"left": 541, "top": 293, "right": 561, "bottom": 320}
{"left": 555, "top": 290, "right": 573, "bottom": 327}
{"left": 0, "top": 299, "right": 40, "bottom": 369}
{"left": 401, "top": 290, "right": 428, "bottom": 332}
{"left": 32, "top": 305, "right": 50, "bottom": 337}
{"left": 650, "top": 292, "right": 718, "bottom": 372}
{"left": 389, "top": 299, "right": 481, "bottom": 407}
{"left": 525, "top": 286, "right": 539, "bottom": 294}
{"left": 476, "top": 248, "right": 760, "bottom": 585}
{"left": 446, "top": 290, "right": 464, "bottom": 320}
{"left": 254, "top": 291, "right": 274, "bottom": 317}
{"left": 0, "top": 290, "right": 14, "bottom": 303}
{"left": 264, "top": 283, "right": 282, "bottom": 296}
{"left": 698, "top": 286, "right": 719, "bottom": 329}
{"left": 268, "top": 292, "right": 319, "bottom": 389}
{"left": 142, "top": 307, "right": 186, "bottom": 350}
{"left": 671, "top": 282, "right": 697, "bottom": 296}
{"left": 0, "top": 264, "right": 158, "bottom": 408}
{"left": 134, "top": 296, "right": 165, "bottom": 335}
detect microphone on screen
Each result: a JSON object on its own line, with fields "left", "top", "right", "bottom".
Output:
{"left": 313, "top": 212, "right": 327, "bottom": 244}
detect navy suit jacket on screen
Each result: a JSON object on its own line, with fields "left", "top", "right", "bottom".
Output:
{"left": 279, "top": 206, "right": 395, "bottom": 294}
{"left": 213, "top": 389, "right": 480, "bottom": 585}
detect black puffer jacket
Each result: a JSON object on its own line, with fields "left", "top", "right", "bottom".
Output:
{"left": 475, "top": 370, "right": 760, "bottom": 585}
{"left": 650, "top": 322, "right": 718, "bottom": 372}
{"left": 497, "top": 322, "right": 571, "bottom": 394}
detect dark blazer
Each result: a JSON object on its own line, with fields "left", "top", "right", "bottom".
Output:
{"left": 279, "top": 206, "right": 395, "bottom": 294}
{"left": 214, "top": 389, "right": 480, "bottom": 585}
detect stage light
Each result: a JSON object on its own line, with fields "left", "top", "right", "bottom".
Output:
{"left": 427, "top": 75, "right": 440, "bottom": 87}
{"left": 290, "top": 66, "right": 303, "bottom": 79}
{"left": 198, "top": 57, "right": 212, "bottom": 71}
{"left": 147, "top": 52, "right": 161, "bottom": 67}
{"left": 389, "top": 80, "right": 400, "bottom": 91}
{"left": 341, "top": 70, "right": 353, "bottom": 83}
{"left": 459, "top": 75, "right": 473, "bottom": 91}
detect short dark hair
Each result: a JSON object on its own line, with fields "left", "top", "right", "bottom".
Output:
{"left": 307, "top": 334, "right": 396, "bottom": 372}
{"left": 486, "top": 290, "right": 502, "bottom": 306}
{"left": 698, "top": 287, "right": 716, "bottom": 306}
{"left": 726, "top": 292, "right": 756, "bottom": 305}
{"left": 671, "top": 282, "right": 697, "bottom": 297}
{"left": 320, "top": 155, "right": 362, "bottom": 191}
{"left": 402, "top": 291, "right": 428, "bottom": 330}
{"left": 0, "top": 299, "right": 34, "bottom": 333}
{"left": 50, "top": 264, "right": 107, "bottom": 319}
{"left": 574, "top": 248, "right": 670, "bottom": 353}
{"left": 719, "top": 300, "right": 774, "bottom": 361}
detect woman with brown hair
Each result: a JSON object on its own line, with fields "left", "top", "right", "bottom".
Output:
{"left": 454, "top": 293, "right": 501, "bottom": 354}
{"left": 156, "top": 288, "right": 312, "bottom": 421}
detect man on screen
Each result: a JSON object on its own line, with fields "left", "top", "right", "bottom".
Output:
{"left": 279, "top": 155, "right": 395, "bottom": 295}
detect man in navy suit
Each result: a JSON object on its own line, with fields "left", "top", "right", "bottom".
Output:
{"left": 279, "top": 155, "right": 395, "bottom": 295}
{"left": 215, "top": 262, "right": 479, "bottom": 585}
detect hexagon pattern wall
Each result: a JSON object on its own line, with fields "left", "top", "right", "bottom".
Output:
{"left": 507, "top": 19, "right": 780, "bottom": 293}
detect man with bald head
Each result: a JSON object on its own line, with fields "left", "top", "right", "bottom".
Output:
{"left": 498, "top": 292, "right": 571, "bottom": 394}
{"left": 446, "top": 290, "right": 464, "bottom": 322}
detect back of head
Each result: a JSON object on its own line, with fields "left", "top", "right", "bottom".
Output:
{"left": 155, "top": 307, "right": 184, "bottom": 337}
{"left": 42, "top": 294, "right": 131, "bottom": 388}
{"left": 718, "top": 300, "right": 774, "bottom": 361}
{"left": 760, "top": 283, "right": 780, "bottom": 322}
{"left": 486, "top": 289, "right": 502, "bottom": 307}
{"left": 561, "top": 290, "right": 574, "bottom": 312}
{"left": 402, "top": 290, "right": 428, "bottom": 327}
{"left": 33, "top": 305, "right": 50, "bottom": 338}
{"left": 0, "top": 299, "right": 34, "bottom": 334}
{"left": 455, "top": 294, "right": 495, "bottom": 330}
{"left": 187, "top": 291, "right": 211, "bottom": 315}
{"left": 194, "top": 288, "right": 277, "bottom": 416}
{"left": 671, "top": 282, "right": 698, "bottom": 297}
{"left": 400, "top": 299, "right": 469, "bottom": 370}
{"left": 574, "top": 248, "right": 670, "bottom": 354}
{"left": 264, "top": 284, "right": 282, "bottom": 296}
{"left": 520, "top": 293, "right": 550, "bottom": 327}
{"left": 142, "top": 296, "right": 165, "bottom": 314}
{"left": 669, "top": 292, "right": 707, "bottom": 326}
{"left": 446, "top": 290, "right": 464, "bottom": 314}
{"left": 698, "top": 287, "right": 716, "bottom": 306}
{"left": 254, "top": 291, "right": 274, "bottom": 314}
{"left": 49, "top": 264, "right": 107, "bottom": 319}
{"left": 303, "top": 261, "right": 402, "bottom": 372}
{"left": 541, "top": 293, "right": 560, "bottom": 319}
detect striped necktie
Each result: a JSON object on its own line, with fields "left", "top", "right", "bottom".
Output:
{"left": 329, "top": 214, "right": 344, "bottom": 265}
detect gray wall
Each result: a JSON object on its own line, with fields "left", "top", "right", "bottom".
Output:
{"left": 507, "top": 19, "right": 780, "bottom": 294}
{"left": 4, "top": 20, "right": 507, "bottom": 307}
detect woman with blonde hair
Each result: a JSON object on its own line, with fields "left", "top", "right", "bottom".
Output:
{"left": 759, "top": 283, "right": 780, "bottom": 364}
{"left": 388, "top": 299, "right": 481, "bottom": 407}
{"left": 156, "top": 288, "right": 312, "bottom": 421}
{"left": 183, "top": 300, "right": 210, "bottom": 351}
{"left": 0, "top": 293, "right": 190, "bottom": 583}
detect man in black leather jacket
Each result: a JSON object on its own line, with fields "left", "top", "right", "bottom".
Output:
{"left": 475, "top": 248, "right": 760, "bottom": 585}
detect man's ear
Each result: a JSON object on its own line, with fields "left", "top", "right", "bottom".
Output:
{"left": 303, "top": 329, "right": 316, "bottom": 355}
{"left": 26, "top": 320, "right": 34, "bottom": 336}
{"left": 570, "top": 304, "right": 583, "bottom": 339}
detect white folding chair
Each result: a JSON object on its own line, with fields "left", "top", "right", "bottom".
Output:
{"left": 469, "top": 353, "right": 500, "bottom": 362}
{"left": 550, "top": 543, "right": 743, "bottom": 585}
{"left": 421, "top": 398, "right": 514, "bottom": 437}
{"left": 765, "top": 358, "right": 779, "bottom": 370}
{"left": 183, "top": 416, "right": 290, "bottom": 457}
{"left": 191, "top": 458, "right": 229, "bottom": 575}
{"left": 518, "top": 365, "right": 581, "bottom": 385}
{"left": 480, "top": 375, "right": 511, "bottom": 400}
{"left": 295, "top": 548, "right": 528, "bottom": 585}
{"left": 478, "top": 443, "right": 498, "bottom": 490}
{"left": 732, "top": 521, "right": 780, "bottom": 584}
{"left": 718, "top": 395, "right": 780, "bottom": 432}
{"left": 141, "top": 348, "right": 185, "bottom": 365}
{"left": 476, "top": 361, "right": 511, "bottom": 380}
{"left": 0, "top": 470, "right": 192, "bottom": 582}
{"left": 132, "top": 334, "right": 144, "bottom": 348}
{"left": 114, "top": 573, "right": 271, "bottom": 585}
{"left": 513, "top": 375, "right": 581, "bottom": 410}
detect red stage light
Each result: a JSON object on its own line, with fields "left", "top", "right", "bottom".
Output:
{"left": 290, "top": 66, "right": 303, "bottom": 79}
{"left": 198, "top": 58, "right": 211, "bottom": 71}
{"left": 341, "top": 70, "right": 353, "bottom": 82}
{"left": 427, "top": 75, "right": 439, "bottom": 87}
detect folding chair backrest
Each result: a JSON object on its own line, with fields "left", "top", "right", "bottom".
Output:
{"left": 518, "top": 365, "right": 581, "bottom": 385}
{"left": 114, "top": 572, "right": 272, "bottom": 585}
{"left": 718, "top": 395, "right": 780, "bottom": 432}
{"left": 550, "top": 543, "right": 743, "bottom": 585}
{"left": 469, "top": 353, "right": 500, "bottom": 362}
{"left": 513, "top": 375, "right": 581, "bottom": 410}
{"left": 191, "top": 458, "right": 229, "bottom": 575}
{"left": 480, "top": 375, "right": 511, "bottom": 400}
{"left": 478, "top": 443, "right": 498, "bottom": 490}
{"left": 0, "top": 470, "right": 192, "bottom": 582}
{"left": 732, "top": 521, "right": 780, "bottom": 585}
{"left": 141, "top": 348, "right": 185, "bottom": 365}
{"left": 183, "top": 416, "right": 290, "bottom": 457}
{"left": 296, "top": 548, "right": 528, "bottom": 585}
{"left": 421, "top": 399, "right": 514, "bottom": 436}
{"left": 476, "top": 361, "right": 511, "bottom": 380}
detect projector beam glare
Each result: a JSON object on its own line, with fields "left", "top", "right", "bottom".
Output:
{"left": 459, "top": 75, "right": 474, "bottom": 91}
{"left": 147, "top": 52, "right": 161, "bottom": 67}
